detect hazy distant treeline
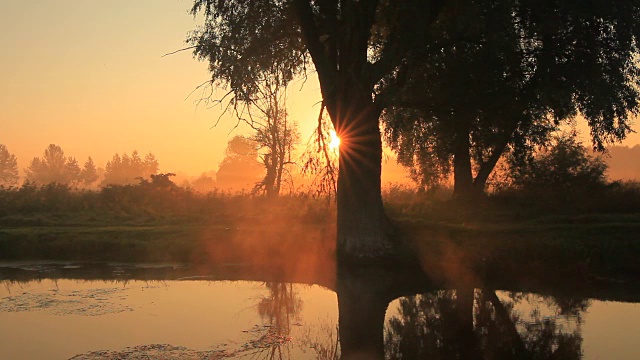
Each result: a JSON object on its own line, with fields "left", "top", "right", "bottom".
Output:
{"left": 1, "top": 137, "right": 639, "bottom": 228}
{"left": 1, "top": 141, "right": 639, "bottom": 195}
{"left": 0, "top": 144, "right": 162, "bottom": 189}
{"left": 0, "top": 139, "right": 314, "bottom": 195}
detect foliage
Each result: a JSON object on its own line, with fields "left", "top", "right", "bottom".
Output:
{"left": 0, "top": 144, "right": 19, "bottom": 187}
{"left": 188, "top": 0, "right": 306, "bottom": 103}
{"left": 188, "top": 2, "right": 302, "bottom": 198}
{"left": 101, "top": 151, "right": 159, "bottom": 186}
{"left": 383, "top": 0, "right": 640, "bottom": 196}
{"left": 508, "top": 135, "right": 608, "bottom": 196}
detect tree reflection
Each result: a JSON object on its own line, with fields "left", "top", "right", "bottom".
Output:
{"left": 253, "top": 282, "right": 303, "bottom": 359}
{"left": 258, "top": 282, "right": 303, "bottom": 335}
{"left": 385, "top": 289, "right": 587, "bottom": 360}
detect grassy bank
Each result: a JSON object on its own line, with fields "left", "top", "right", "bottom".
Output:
{"left": 1, "top": 182, "right": 639, "bottom": 279}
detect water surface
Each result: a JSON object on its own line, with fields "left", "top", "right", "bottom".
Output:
{"left": 1, "top": 262, "right": 639, "bottom": 359}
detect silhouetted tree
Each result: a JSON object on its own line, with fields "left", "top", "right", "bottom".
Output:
{"left": 188, "top": 0, "right": 450, "bottom": 259}
{"left": 251, "top": 93, "right": 300, "bottom": 197}
{"left": 0, "top": 144, "right": 19, "bottom": 187}
{"left": 101, "top": 151, "right": 159, "bottom": 186}
{"left": 384, "top": 0, "right": 640, "bottom": 199}
{"left": 188, "top": 0, "right": 640, "bottom": 259}
{"left": 216, "top": 136, "right": 263, "bottom": 191}
{"left": 24, "top": 144, "right": 81, "bottom": 185}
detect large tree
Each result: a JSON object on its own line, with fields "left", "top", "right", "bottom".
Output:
{"left": 188, "top": 0, "right": 640, "bottom": 260}
{"left": 384, "top": 0, "right": 640, "bottom": 198}
{"left": 189, "top": 0, "right": 446, "bottom": 260}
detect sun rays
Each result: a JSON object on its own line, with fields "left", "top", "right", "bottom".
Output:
{"left": 328, "top": 130, "right": 341, "bottom": 150}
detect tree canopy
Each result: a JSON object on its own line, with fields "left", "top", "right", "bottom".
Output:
{"left": 384, "top": 0, "right": 640, "bottom": 196}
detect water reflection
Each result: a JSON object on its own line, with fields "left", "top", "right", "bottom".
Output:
{"left": 0, "top": 262, "right": 639, "bottom": 359}
{"left": 253, "top": 282, "right": 303, "bottom": 359}
{"left": 385, "top": 290, "right": 585, "bottom": 360}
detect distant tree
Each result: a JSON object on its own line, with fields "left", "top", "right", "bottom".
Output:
{"left": 0, "top": 144, "right": 19, "bottom": 187}
{"left": 216, "top": 136, "right": 263, "bottom": 191}
{"left": 24, "top": 144, "right": 82, "bottom": 185}
{"left": 101, "top": 151, "right": 159, "bottom": 186}
{"left": 79, "top": 157, "right": 99, "bottom": 187}
{"left": 248, "top": 80, "right": 300, "bottom": 198}
{"left": 191, "top": 171, "right": 218, "bottom": 193}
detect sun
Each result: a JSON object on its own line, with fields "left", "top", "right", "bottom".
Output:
{"left": 328, "top": 130, "right": 341, "bottom": 150}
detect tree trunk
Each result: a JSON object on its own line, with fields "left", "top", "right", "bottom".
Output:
{"left": 472, "top": 128, "right": 516, "bottom": 193}
{"left": 335, "top": 103, "right": 396, "bottom": 261}
{"left": 453, "top": 135, "right": 475, "bottom": 199}
{"left": 292, "top": 0, "right": 396, "bottom": 261}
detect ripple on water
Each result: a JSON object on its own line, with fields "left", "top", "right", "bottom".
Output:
{"left": 0, "top": 287, "right": 133, "bottom": 316}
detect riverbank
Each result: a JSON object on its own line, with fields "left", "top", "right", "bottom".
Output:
{"left": 1, "top": 212, "right": 639, "bottom": 278}
{"left": 2, "top": 183, "right": 639, "bottom": 279}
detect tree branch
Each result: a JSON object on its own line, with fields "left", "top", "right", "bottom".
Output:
{"left": 292, "top": 0, "right": 336, "bottom": 98}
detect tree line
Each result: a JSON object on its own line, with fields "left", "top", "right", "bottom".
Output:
{"left": 0, "top": 144, "right": 159, "bottom": 188}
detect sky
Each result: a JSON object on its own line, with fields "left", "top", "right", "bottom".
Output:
{"left": 0, "top": 0, "right": 324, "bottom": 178}
{"left": 1, "top": 0, "right": 639, "bottom": 179}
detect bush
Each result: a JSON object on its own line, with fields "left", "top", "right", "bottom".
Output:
{"left": 509, "top": 135, "right": 608, "bottom": 196}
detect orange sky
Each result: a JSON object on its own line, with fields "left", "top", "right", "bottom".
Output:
{"left": 0, "top": 0, "right": 324, "bottom": 178}
{"left": 1, "top": 0, "right": 638, "bottom": 179}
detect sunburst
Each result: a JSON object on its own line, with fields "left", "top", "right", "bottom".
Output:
{"left": 328, "top": 130, "right": 341, "bottom": 150}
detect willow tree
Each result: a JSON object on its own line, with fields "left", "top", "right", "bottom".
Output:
{"left": 384, "top": 0, "right": 640, "bottom": 198}
{"left": 188, "top": 0, "right": 446, "bottom": 261}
